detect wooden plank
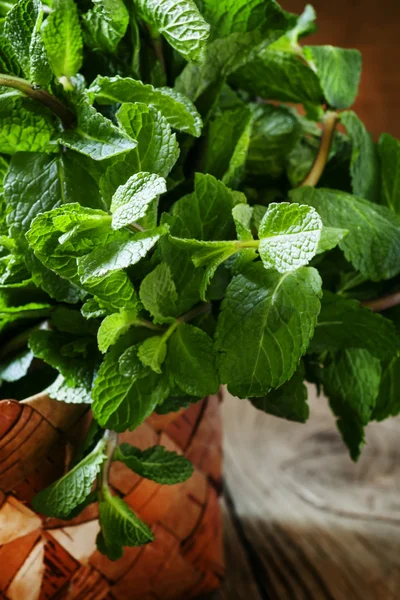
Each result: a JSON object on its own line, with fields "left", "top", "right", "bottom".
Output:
{"left": 220, "top": 387, "right": 400, "bottom": 599}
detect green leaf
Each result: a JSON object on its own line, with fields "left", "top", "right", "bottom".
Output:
{"left": 4, "top": 0, "right": 51, "bottom": 86}
{"left": 114, "top": 444, "right": 193, "bottom": 484}
{"left": 46, "top": 374, "right": 93, "bottom": 405}
{"left": 304, "top": 45, "right": 362, "bottom": 110}
{"left": 246, "top": 103, "right": 301, "bottom": 179}
{"left": 204, "top": 105, "right": 253, "bottom": 188}
{"left": 110, "top": 172, "right": 167, "bottom": 230}
{"left": 116, "top": 102, "right": 180, "bottom": 178}
{"left": 167, "top": 323, "right": 219, "bottom": 397}
{"left": 373, "top": 357, "right": 400, "bottom": 421}
{"left": 175, "top": 2, "right": 289, "bottom": 108}
{"left": 26, "top": 204, "right": 138, "bottom": 310}
{"left": 97, "top": 309, "right": 139, "bottom": 353}
{"left": 5, "top": 152, "right": 105, "bottom": 249}
{"left": 251, "top": 364, "right": 309, "bottom": 423}
{"left": 97, "top": 488, "right": 153, "bottom": 561}
{"left": 0, "top": 349, "right": 33, "bottom": 382}
{"left": 231, "top": 48, "right": 323, "bottom": 105}
{"left": 92, "top": 340, "right": 168, "bottom": 431}
{"left": 81, "top": 0, "right": 129, "bottom": 54}
{"left": 271, "top": 4, "right": 316, "bottom": 51}
{"left": 340, "top": 110, "right": 379, "bottom": 203}
{"left": 335, "top": 411, "right": 365, "bottom": 462}
{"left": 0, "top": 35, "right": 23, "bottom": 76}
{"left": 29, "top": 329, "right": 97, "bottom": 388}
{"left": 309, "top": 291, "right": 399, "bottom": 361}
{"left": 58, "top": 100, "right": 137, "bottom": 161}
{"left": 0, "top": 94, "right": 56, "bottom": 155}
{"left": 291, "top": 187, "right": 400, "bottom": 281}
{"left": 232, "top": 204, "right": 253, "bottom": 241}
{"left": 378, "top": 133, "right": 400, "bottom": 215}
{"left": 194, "top": 243, "right": 238, "bottom": 301}
{"left": 323, "top": 348, "right": 381, "bottom": 427}
{"left": 89, "top": 76, "right": 202, "bottom": 137}
{"left": 137, "top": 336, "right": 167, "bottom": 374}
{"left": 78, "top": 227, "right": 166, "bottom": 283}
{"left": 316, "top": 227, "right": 348, "bottom": 255}
{"left": 135, "top": 0, "right": 210, "bottom": 63}
{"left": 201, "top": 0, "right": 287, "bottom": 40}
{"left": 42, "top": 0, "right": 83, "bottom": 80}
{"left": 215, "top": 263, "right": 322, "bottom": 397}
{"left": 32, "top": 436, "right": 107, "bottom": 519}
{"left": 139, "top": 262, "right": 178, "bottom": 323}
{"left": 258, "top": 202, "right": 322, "bottom": 273}
{"left": 171, "top": 173, "right": 237, "bottom": 241}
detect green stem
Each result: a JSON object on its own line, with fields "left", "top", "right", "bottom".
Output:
{"left": 178, "top": 302, "right": 211, "bottom": 323}
{"left": 0, "top": 74, "right": 75, "bottom": 128}
{"left": 134, "top": 318, "right": 164, "bottom": 332}
{"left": 0, "top": 320, "right": 49, "bottom": 360}
{"left": 236, "top": 240, "right": 260, "bottom": 249}
{"left": 98, "top": 430, "right": 118, "bottom": 498}
{"left": 298, "top": 110, "right": 338, "bottom": 188}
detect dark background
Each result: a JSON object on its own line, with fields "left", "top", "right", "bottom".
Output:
{"left": 282, "top": 0, "right": 400, "bottom": 139}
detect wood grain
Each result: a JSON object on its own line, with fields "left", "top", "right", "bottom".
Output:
{"left": 219, "top": 387, "right": 400, "bottom": 600}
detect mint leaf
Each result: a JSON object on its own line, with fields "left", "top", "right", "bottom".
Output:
{"left": 316, "top": 227, "right": 348, "bottom": 255}
{"left": 58, "top": 100, "right": 137, "bottom": 161}
{"left": 232, "top": 204, "right": 253, "bottom": 241}
{"left": 29, "top": 329, "right": 97, "bottom": 388}
{"left": 135, "top": 0, "right": 210, "bottom": 63}
{"left": 201, "top": 0, "right": 287, "bottom": 40}
{"left": 272, "top": 4, "right": 316, "bottom": 51}
{"left": 46, "top": 374, "right": 93, "bottom": 405}
{"left": 204, "top": 105, "right": 252, "bottom": 188}
{"left": 4, "top": 0, "right": 51, "bottom": 86}
{"left": 97, "top": 488, "right": 153, "bottom": 561}
{"left": 309, "top": 291, "right": 399, "bottom": 361}
{"left": 137, "top": 336, "right": 167, "bottom": 374}
{"left": 114, "top": 444, "right": 193, "bottom": 484}
{"left": 251, "top": 364, "right": 309, "bottom": 423}
{"left": 215, "top": 263, "right": 322, "bottom": 397}
{"left": 258, "top": 202, "right": 322, "bottom": 273}
{"left": 110, "top": 173, "right": 167, "bottom": 230}
{"left": 341, "top": 110, "right": 379, "bottom": 203}
{"left": 304, "top": 45, "right": 362, "bottom": 110}
{"left": 323, "top": 349, "right": 381, "bottom": 427}
{"left": 32, "top": 436, "right": 107, "bottom": 519}
{"left": 97, "top": 309, "right": 139, "bottom": 353}
{"left": 116, "top": 102, "right": 180, "bottom": 178}
{"left": 139, "top": 262, "right": 178, "bottom": 323}
{"left": 171, "top": 173, "right": 237, "bottom": 240}
{"left": 0, "top": 94, "right": 56, "bottom": 155}
{"left": 26, "top": 204, "right": 138, "bottom": 310}
{"left": 373, "top": 358, "right": 400, "bottom": 421}
{"left": 78, "top": 227, "right": 166, "bottom": 283}
{"left": 89, "top": 76, "right": 202, "bottom": 137}
{"left": 167, "top": 323, "right": 219, "bottom": 397}
{"left": 81, "top": 0, "right": 129, "bottom": 54}
{"left": 378, "top": 133, "right": 400, "bottom": 215}
{"left": 42, "top": 0, "right": 83, "bottom": 80}
{"left": 291, "top": 187, "right": 400, "bottom": 281}
{"left": 246, "top": 103, "right": 301, "bottom": 179}
{"left": 231, "top": 48, "right": 323, "bottom": 105}
{"left": 92, "top": 340, "right": 168, "bottom": 431}
{"left": 0, "top": 349, "right": 33, "bottom": 382}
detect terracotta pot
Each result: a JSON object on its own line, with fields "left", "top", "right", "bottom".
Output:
{"left": 0, "top": 392, "right": 223, "bottom": 600}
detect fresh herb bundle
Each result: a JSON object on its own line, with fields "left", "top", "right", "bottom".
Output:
{"left": 0, "top": 0, "right": 399, "bottom": 560}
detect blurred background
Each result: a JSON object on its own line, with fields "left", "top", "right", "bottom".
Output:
{"left": 282, "top": 0, "right": 400, "bottom": 138}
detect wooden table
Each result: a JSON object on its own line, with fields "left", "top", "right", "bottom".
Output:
{"left": 213, "top": 387, "right": 400, "bottom": 600}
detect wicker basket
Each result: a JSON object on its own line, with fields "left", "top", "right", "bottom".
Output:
{"left": 0, "top": 392, "right": 223, "bottom": 600}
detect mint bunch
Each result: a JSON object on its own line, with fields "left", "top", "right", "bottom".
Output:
{"left": 0, "top": 0, "right": 399, "bottom": 560}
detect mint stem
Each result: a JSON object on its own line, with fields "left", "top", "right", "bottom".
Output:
{"left": 0, "top": 74, "right": 75, "bottom": 128}
{"left": 99, "top": 430, "right": 118, "bottom": 498}
{"left": 178, "top": 302, "right": 211, "bottom": 323}
{"left": 298, "top": 110, "right": 338, "bottom": 188}
{"left": 361, "top": 291, "right": 400, "bottom": 312}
